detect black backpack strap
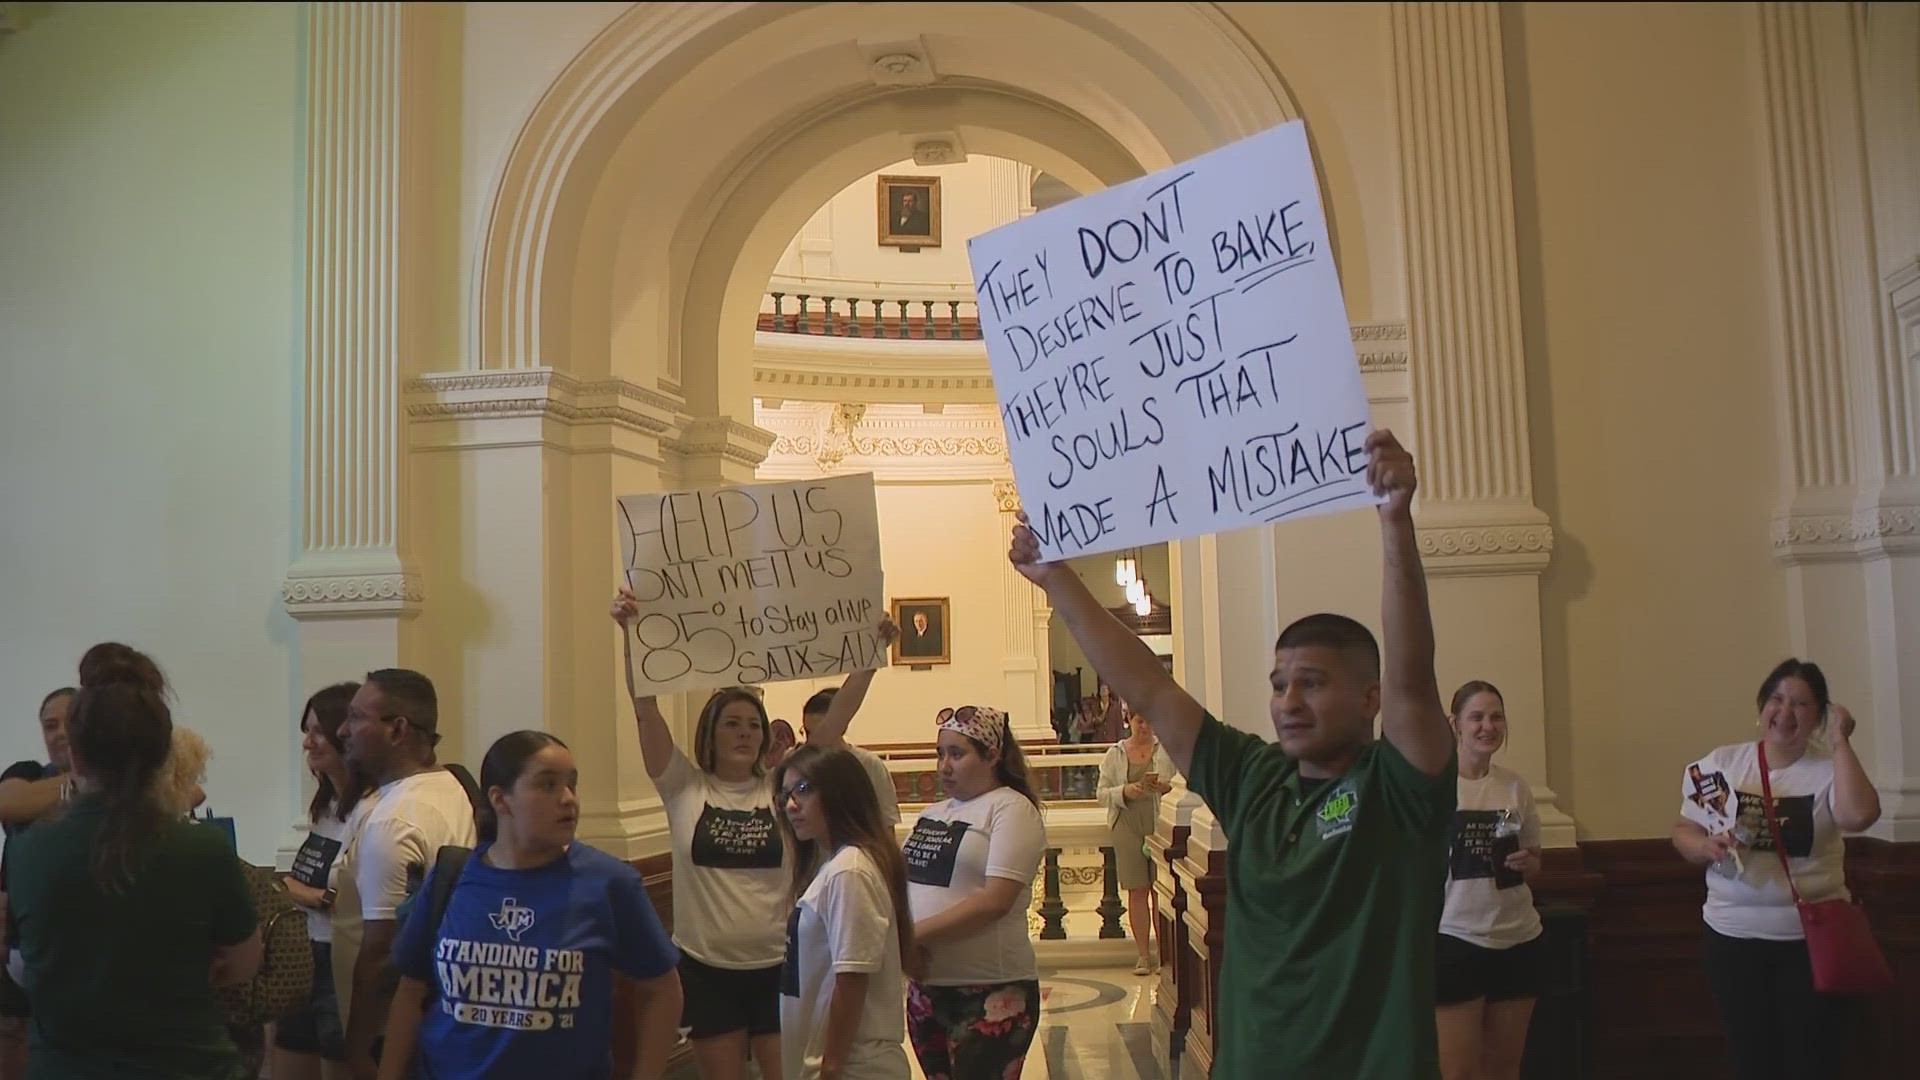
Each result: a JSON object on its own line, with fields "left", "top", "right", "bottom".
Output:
{"left": 401, "top": 845, "right": 472, "bottom": 977}
{"left": 426, "top": 844, "right": 472, "bottom": 933}
{"left": 442, "top": 764, "right": 485, "bottom": 819}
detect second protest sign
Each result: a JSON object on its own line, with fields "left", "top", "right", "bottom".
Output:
{"left": 616, "top": 472, "right": 886, "bottom": 696}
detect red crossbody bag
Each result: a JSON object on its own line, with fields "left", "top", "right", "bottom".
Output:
{"left": 1755, "top": 740, "right": 1893, "bottom": 995}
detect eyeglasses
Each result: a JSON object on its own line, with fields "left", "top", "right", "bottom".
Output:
{"left": 781, "top": 778, "right": 816, "bottom": 801}
{"left": 347, "top": 709, "right": 405, "bottom": 726}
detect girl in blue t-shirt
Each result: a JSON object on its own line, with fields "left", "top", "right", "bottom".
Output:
{"left": 382, "top": 732, "right": 683, "bottom": 1080}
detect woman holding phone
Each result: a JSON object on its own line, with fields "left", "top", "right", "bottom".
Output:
{"left": 1097, "top": 711, "right": 1173, "bottom": 975}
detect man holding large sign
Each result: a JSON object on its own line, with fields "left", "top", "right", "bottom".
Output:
{"left": 616, "top": 473, "right": 889, "bottom": 695}
{"left": 991, "top": 122, "right": 1456, "bottom": 1080}
{"left": 969, "top": 120, "right": 1375, "bottom": 563}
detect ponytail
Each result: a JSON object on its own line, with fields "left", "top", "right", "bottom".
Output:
{"left": 68, "top": 653, "right": 173, "bottom": 891}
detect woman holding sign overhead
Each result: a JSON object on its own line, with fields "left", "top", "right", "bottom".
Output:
{"left": 902, "top": 705, "right": 1047, "bottom": 1080}
{"left": 613, "top": 587, "right": 900, "bottom": 1080}
{"left": 614, "top": 587, "right": 789, "bottom": 1080}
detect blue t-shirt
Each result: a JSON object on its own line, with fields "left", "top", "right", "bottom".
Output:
{"left": 393, "top": 842, "right": 678, "bottom": 1080}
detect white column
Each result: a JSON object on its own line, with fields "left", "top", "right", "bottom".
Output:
{"left": 1761, "top": 2, "right": 1920, "bottom": 838}
{"left": 405, "top": 375, "right": 762, "bottom": 858}
{"left": 994, "top": 480, "right": 1053, "bottom": 741}
{"left": 1391, "top": 1, "right": 1571, "bottom": 844}
{"left": 987, "top": 158, "right": 1035, "bottom": 226}
{"left": 279, "top": 1, "right": 427, "bottom": 862}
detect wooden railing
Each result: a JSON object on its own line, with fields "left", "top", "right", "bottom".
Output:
{"left": 758, "top": 276, "right": 982, "bottom": 341}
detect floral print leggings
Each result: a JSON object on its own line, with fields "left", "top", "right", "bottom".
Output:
{"left": 905, "top": 979, "right": 1042, "bottom": 1080}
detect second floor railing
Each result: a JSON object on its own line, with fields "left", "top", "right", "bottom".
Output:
{"left": 758, "top": 277, "right": 982, "bottom": 341}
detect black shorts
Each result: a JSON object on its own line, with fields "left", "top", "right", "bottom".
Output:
{"left": 1435, "top": 932, "right": 1545, "bottom": 1005}
{"left": 677, "top": 953, "right": 781, "bottom": 1040}
{"left": 273, "top": 940, "right": 345, "bottom": 1060}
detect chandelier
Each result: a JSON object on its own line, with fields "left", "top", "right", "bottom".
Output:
{"left": 1113, "top": 548, "right": 1152, "bottom": 617}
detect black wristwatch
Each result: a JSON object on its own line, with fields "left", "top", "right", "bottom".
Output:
{"left": 319, "top": 887, "right": 337, "bottom": 912}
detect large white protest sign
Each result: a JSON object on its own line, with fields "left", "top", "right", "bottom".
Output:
{"left": 968, "top": 120, "right": 1375, "bottom": 561}
{"left": 616, "top": 473, "right": 887, "bottom": 695}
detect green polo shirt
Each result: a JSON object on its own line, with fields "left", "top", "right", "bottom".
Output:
{"left": 1186, "top": 712, "right": 1455, "bottom": 1079}
{"left": 7, "top": 800, "right": 255, "bottom": 1080}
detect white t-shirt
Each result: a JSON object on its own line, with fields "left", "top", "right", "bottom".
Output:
{"left": 1679, "top": 742, "right": 1848, "bottom": 941}
{"left": 1439, "top": 765, "right": 1544, "bottom": 950}
{"left": 904, "top": 785, "right": 1046, "bottom": 985}
{"left": 331, "top": 767, "right": 478, "bottom": 1020}
{"left": 780, "top": 846, "right": 911, "bottom": 1080}
{"left": 658, "top": 747, "right": 789, "bottom": 969}
{"left": 346, "top": 769, "right": 479, "bottom": 921}
{"left": 846, "top": 744, "right": 900, "bottom": 827}
{"left": 288, "top": 803, "right": 354, "bottom": 943}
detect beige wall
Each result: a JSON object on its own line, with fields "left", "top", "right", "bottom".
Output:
{"left": 1509, "top": 2, "right": 1790, "bottom": 838}
{"left": 0, "top": 1, "right": 301, "bottom": 861}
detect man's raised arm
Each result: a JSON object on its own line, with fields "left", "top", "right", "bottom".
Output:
{"left": 1367, "top": 430, "right": 1451, "bottom": 776}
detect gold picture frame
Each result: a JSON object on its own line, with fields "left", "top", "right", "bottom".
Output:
{"left": 877, "top": 174, "right": 942, "bottom": 249}
{"left": 890, "top": 597, "right": 951, "bottom": 665}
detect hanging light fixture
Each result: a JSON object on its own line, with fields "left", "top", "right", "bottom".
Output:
{"left": 1114, "top": 554, "right": 1130, "bottom": 586}
{"left": 1125, "top": 578, "right": 1146, "bottom": 605}
{"left": 1133, "top": 591, "right": 1152, "bottom": 617}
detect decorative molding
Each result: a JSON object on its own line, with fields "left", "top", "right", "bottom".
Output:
{"left": 670, "top": 415, "right": 778, "bottom": 469}
{"left": 992, "top": 480, "right": 1021, "bottom": 513}
{"left": 1391, "top": 4, "right": 1536, "bottom": 505}
{"left": 1353, "top": 321, "right": 1410, "bottom": 373}
{"left": 284, "top": 573, "right": 425, "bottom": 607}
{"left": 1351, "top": 322, "right": 1407, "bottom": 342}
{"left": 912, "top": 136, "right": 963, "bottom": 166}
{"left": 863, "top": 38, "right": 937, "bottom": 87}
{"left": 756, "top": 402, "right": 1007, "bottom": 481}
{"left": 814, "top": 403, "right": 867, "bottom": 471}
{"left": 1414, "top": 506, "right": 1555, "bottom": 577}
{"left": 282, "top": 556, "right": 423, "bottom": 620}
{"left": 407, "top": 369, "right": 682, "bottom": 436}
{"left": 1771, "top": 503, "right": 1920, "bottom": 563}
{"left": 1416, "top": 523, "right": 1554, "bottom": 574}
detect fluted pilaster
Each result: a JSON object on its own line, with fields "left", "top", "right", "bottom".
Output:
{"left": 1391, "top": 1, "right": 1553, "bottom": 574}
{"left": 283, "top": 1, "right": 425, "bottom": 617}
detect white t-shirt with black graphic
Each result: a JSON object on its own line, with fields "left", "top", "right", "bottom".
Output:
{"left": 904, "top": 785, "right": 1045, "bottom": 986}
{"left": 288, "top": 805, "right": 353, "bottom": 943}
{"left": 658, "top": 747, "right": 789, "bottom": 969}
{"left": 780, "top": 846, "right": 910, "bottom": 1080}
{"left": 1439, "top": 766, "right": 1543, "bottom": 950}
{"left": 1678, "top": 742, "right": 1848, "bottom": 941}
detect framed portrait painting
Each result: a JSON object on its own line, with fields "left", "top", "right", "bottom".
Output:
{"left": 890, "top": 597, "right": 951, "bottom": 665}
{"left": 877, "top": 174, "right": 941, "bottom": 248}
